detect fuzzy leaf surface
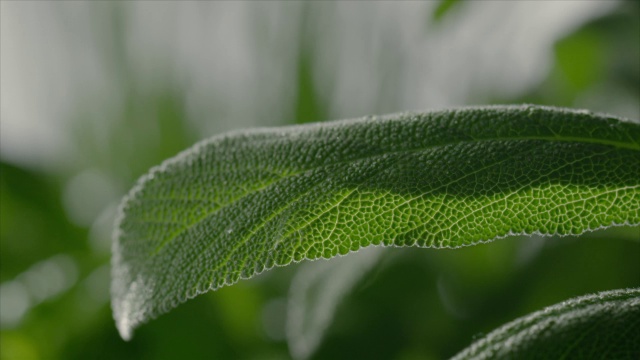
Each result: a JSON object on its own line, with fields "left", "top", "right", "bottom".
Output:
{"left": 111, "top": 105, "right": 640, "bottom": 339}
{"left": 451, "top": 287, "right": 640, "bottom": 359}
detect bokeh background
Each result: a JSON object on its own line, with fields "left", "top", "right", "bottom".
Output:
{"left": 1, "top": 1, "right": 639, "bottom": 359}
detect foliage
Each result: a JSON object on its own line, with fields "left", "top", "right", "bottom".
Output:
{"left": 2, "top": 2, "right": 639, "bottom": 359}
{"left": 451, "top": 288, "right": 640, "bottom": 359}
{"left": 111, "top": 105, "right": 639, "bottom": 357}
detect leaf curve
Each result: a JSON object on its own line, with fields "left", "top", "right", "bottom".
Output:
{"left": 111, "top": 105, "right": 640, "bottom": 339}
{"left": 451, "top": 287, "right": 640, "bottom": 359}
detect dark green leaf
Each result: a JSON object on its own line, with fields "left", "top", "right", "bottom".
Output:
{"left": 451, "top": 287, "right": 640, "bottom": 359}
{"left": 111, "top": 105, "right": 640, "bottom": 339}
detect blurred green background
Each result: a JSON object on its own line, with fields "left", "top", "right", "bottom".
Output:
{"left": 1, "top": 1, "right": 638, "bottom": 359}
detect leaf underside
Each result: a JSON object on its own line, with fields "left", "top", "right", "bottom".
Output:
{"left": 111, "top": 105, "right": 640, "bottom": 340}
{"left": 451, "top": 287, "right": 640, "bottom": 360}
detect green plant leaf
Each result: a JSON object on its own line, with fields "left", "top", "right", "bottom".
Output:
{"left": 451, "top": 287, "right": 640, "bottom": 359}
{"left": 111, "top": 105, "right": 640, "bottom": 340}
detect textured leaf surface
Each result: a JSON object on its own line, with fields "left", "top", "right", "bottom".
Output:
{"left": 111, "top": 105, "right": 640, "bottom": 339}
{"left": 451, "top": 287, "right": 640, "bottom": 359}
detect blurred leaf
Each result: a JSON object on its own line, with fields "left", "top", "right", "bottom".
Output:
{"left": 293, "top": 51, "right": 326, "bottom": 125}
{"left": 111, "top": 105, "right": 640, "bottom": 339}
{"left": 0, "top": 332, "right": 39, "bottom": 360}
{"left": 433, "top": 0, "right": 463, "bottom": 22}
{"left": 555, "top": 29, "right": 604, "bottom": 91}
{"left": 510, "top": 2, "right": 639, "bottom": 118}
{"left": 308, "top": 235, "right": 639, "bottom": 360}
{"left": 451, "top": 287, "right": 640, "bottom": 359}
{"left": 287, "top": 247, "right": 383, "bottom": 359}
{"left": 0, "top": 162, "right": 86, "bottom": 281}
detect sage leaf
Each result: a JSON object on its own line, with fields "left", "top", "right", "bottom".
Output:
{"left": 111, "top": 105, "right": 640, "bottom": 339}
{"left": 451, "top": 287, "right": 640, "bottom": 359}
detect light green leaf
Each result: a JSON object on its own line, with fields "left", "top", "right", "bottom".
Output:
{"left": 451, "top": 287, "right": 640, "bottom": 359}
{"left": 111, "top": 105, "right": 640, "bottom": 340}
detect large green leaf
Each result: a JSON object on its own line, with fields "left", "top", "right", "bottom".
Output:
{"left": 451, "top": 287, "right": 640, "bottom": 359}
{"left": 111, "top": 105, "right": 640, "bottom": 339}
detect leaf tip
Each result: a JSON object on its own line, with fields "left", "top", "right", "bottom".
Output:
{"left": 116, "top": 318, "right": 134, "bottom": 341}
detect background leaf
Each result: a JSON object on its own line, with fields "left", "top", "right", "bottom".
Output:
{"left": 451, "top": 287, "right": 640, "bottom": 359}
{"left": 112, "top": 105, "right": 640, "bottom": 340}
{"left": 286, "top": 247, "right": 384, "bottom": 359}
